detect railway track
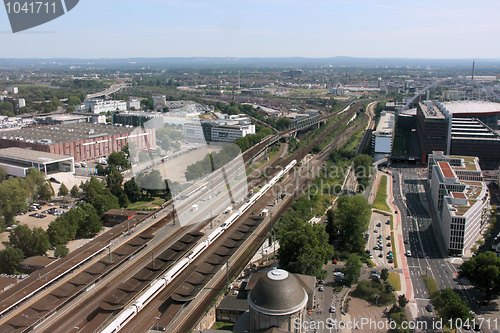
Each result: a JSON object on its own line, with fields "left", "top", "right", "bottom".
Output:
{"left": 113, "top": 101, "right": 369, "bottom": 333}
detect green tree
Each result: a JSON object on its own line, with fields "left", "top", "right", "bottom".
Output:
{"left": 136, "top": 170, "right": 164, "bottom": 197}
{"left": 91, "top": 194, "right": 120, "bottom": 216}
{"left": 343, "top": 254, "right": 362, "bottom": 285}
{"left": 353, "top": 154, "right": 373, "bottom": 189}
{"left": 107, "top": 151, "right": 130, "bottom": 169}
{"left": 325, "top": 208, "right": 337, "bottom": 243}
{"left": 0, "top": 178, "right": 27, "bottom": 224}
{"left": 38, "top": 183, "right": 53, "bottom": 202}
{"left": 67, "top": 95, "right": 82, "bottom": 105}
{"left": 459, "top": 251, "right": 500, "bottom": 300}
{"left": 328, "top": 195, "right": 371, "bottom": 253}
{"left": 0, "top": 247, "right": 24, "bottom": 274}
{"left": 47, "top": 218, "right": 74, "bottom": 245}
{"left": 124, "top": 178, "right": 142, "bottom": 202}
{"left": 75, "top": 203, "right": 102, "bottom": 237}
{"left": 70, "top": 184, "right": 79, "bottom": 198}
{"left": 25, "top": 168, "right": 47, "bottom": 202}
{"left": 381, "top": 268, "right": 389, "bottom": 281}
{"left": 19, "top": 106, "right": 30, "bottom": 114}
{"left": 58, "top": 183, "right": 69, "bottom": 197}
{"left": 8, "top": 225, "right": 50, "bottom": 257}
{"left": 275, "top": 117, "right": 291, "bottom": 131}
{"left": 106, "top": 170, "right": 124, "bottom": 197}
{"left": 434, "top": 288, "right": 473, "bottom": 325}
{"left": 0, "top": 165, "right": 7, "bottom": 182}
{"left": 118, "top": 193, "right": 130, "bottom": 208}
{"left": 278, "top": 221, "right": 333, "bottom": 279}
{"left": 51, "top": 97, "right": 62, "bottom": 108}
{"left": 0, "top": 101, "right": 15, "bottom": 117}
{"left": 397, "top": 294, "right": 408, "bottom": 308}
{"left": 54, "top": 244, "right": 69, "bottom": 258}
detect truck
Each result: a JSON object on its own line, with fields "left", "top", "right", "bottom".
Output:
{"left": 260, "top": 209, "right": 269, "bottom": 217}
{"left": 190, "top": 204, "right": 199, "bottom": 212}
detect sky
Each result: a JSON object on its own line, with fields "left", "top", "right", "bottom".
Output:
{"left": 0, "top": 0, "right": 499, "bottom": 59}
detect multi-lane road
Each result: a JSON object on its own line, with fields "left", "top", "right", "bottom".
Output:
{"left": 390, "top": 163, "right": 487, "bottom": 331}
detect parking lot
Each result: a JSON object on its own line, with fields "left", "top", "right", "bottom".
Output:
{"left": 1, "top": 200, "right": 82, "bottom": 252}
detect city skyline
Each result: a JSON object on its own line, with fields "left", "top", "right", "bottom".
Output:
{"left": 1, "top": 0, "right": 500, "bottom": 59}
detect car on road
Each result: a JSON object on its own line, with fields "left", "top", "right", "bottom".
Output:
{"left": 406, "top": 250, "right": 412, "bottom": 257}
{"left": 330, "top": 306, "right": 336, "bottom": 313}
{"left": 319, "top": 286, "right": 324, "bottom": 292}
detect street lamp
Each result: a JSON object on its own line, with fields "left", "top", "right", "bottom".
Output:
{"left": 375, "top": 294, "right": 380, "bottom": 307}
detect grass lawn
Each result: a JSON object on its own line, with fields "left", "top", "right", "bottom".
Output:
{"left": 373, "top": 175, "right": 390, "bottom": 212}
{"left": 387, "top": 272, "right": 401, "bottom": 291}
{"left": 127, "top": 197, "right": 164, "bottom": 210}
{"left": 352, "top": 280, "right": 396, "bottom": 306}
{"left": 423, "top": 276, "right": 439, "bottom": 299}
{"left": 212, "top": 322, "right": 234, "bottom": 330}
{"left": 391, "top": 231, "right": 398, "bottom": 268}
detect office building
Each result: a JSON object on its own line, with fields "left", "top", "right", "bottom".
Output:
{"left": 75, "top": 99, "right": 128, "bottom": 114}
{"left": 183, "top": 115, "right": 255, "bottom": 143}
{"left": 416, "top": 101, "right": 500, "bottom": 165}
{"left": 0, "top": 123, "right": 155, "bottom": 163}
{"left": 0, "top": 147, "right": 74, "bottom": 177}
{"left": 372, "top": 111, "right": 395, "bottom": 161}
{"left": 428, "top": 152, "right": 490, "bottom": 256}
{"left": 112, "top": 111, "right": 162, "bottom": 127}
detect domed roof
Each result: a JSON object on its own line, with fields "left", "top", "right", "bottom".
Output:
{"left": 248, "top": 269, "right": 307, "bottom": 315}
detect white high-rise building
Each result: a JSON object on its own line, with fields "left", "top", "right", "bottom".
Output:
{"left": 428, "top": 152, "right": 490, "bottom": 257}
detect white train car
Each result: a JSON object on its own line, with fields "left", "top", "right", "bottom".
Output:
{"left": 133, "top": 279, "right": 165, "bottom": 311}
{"left": 205, "top": 227, "right": 224, "bottom": 244}
{"left": 101, "top": 307, "right": 137, "bottom": 333}
{"left": 188, "top": 242, "right": 207, "bottom": 261}
{"left": 164, "top": 258, "right": 189, "bottom": 283}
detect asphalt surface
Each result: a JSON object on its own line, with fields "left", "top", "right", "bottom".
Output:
{"left": 389, "top": 162, "right": 490, "bottom": 332}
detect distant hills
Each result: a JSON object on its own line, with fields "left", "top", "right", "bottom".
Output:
{"left": 1, "top": 56, "right": 500, "bottom": 69}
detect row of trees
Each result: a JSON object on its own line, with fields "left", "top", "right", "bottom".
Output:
{"left": 0, "top": 169, "right": 54, "bottom": 226}
{"left": 0, "top": 224, "right": 52, "bottom": 274}
{"left": 276, "top": 196, "right": 334, "bottom": 279}
{"left": 326, "top": 194, "right": 371, "bottom": 254}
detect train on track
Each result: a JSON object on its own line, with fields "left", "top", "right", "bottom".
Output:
{"left": 101, "top": 159, "right": 297, "bottom": 333}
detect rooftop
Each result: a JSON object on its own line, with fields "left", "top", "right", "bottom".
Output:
{"left": 248, "top": 269, "right": 308, "bottom": 315}
{"left": 0, "top": 147, "right": 73, "bottom": 163}
{"left": 375, "top": 111, "right": 395, "bottom": 133}
{"left": 0, "top": 123, "right": 135, "bottom": 145}
{"left": 419, "top": 102, "right": 446, "bottom": 120}
{"left": 442, "top": 101, "right": 500, "bottom": 115}
{"left": 438, "top": 161, "right": 455, "bottom": 178}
